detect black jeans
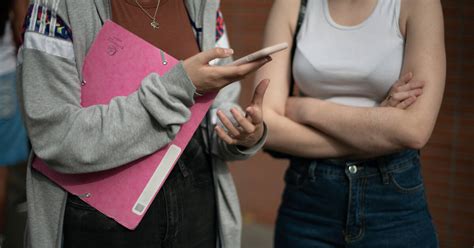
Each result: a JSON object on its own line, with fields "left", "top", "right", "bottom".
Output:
{"left": 63, "top": 131, "right": 217, "bottom": 248}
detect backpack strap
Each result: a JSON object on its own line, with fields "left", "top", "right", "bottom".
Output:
{"left": 289, "top": 0, "right": 307, "bottom": 96}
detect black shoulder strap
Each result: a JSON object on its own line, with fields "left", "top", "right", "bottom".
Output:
{"left": 289, "top": 0, "right": 307, "bottom": 96}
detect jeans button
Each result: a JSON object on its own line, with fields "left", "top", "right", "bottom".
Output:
{"left": 348, "top": 165, "right": 358, "bottom": 174}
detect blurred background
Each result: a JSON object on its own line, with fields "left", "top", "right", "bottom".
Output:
{"left": 221, "top": 0, "right": 473, "bottom": 247}
{"left": 0, "top": 0, "right": 472, "bottom": 248}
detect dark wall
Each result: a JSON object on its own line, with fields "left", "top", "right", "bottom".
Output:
{"left": 221, "top": 0, "right": 474, "bottom": 247}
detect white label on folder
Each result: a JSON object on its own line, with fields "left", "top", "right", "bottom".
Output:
{"left": 132, "top": 145, "right": 182, "bottom": 215}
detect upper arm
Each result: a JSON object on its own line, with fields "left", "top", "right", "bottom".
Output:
{"left": 256, "top": 0, "right": 300, "bottom": 116}
{"left": 401, "top": 0, "right": 446, "bottom": 146}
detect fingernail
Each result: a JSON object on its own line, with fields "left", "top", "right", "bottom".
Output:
{"left": 225, "top": 48, "right": 234, "bottom": 55}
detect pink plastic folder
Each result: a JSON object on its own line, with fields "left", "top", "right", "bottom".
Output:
{"left": 32, "top": 21, "right": 217, "bottom": 229}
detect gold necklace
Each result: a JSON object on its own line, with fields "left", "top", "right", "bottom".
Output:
{"left": 135, "top": 0, "right": 161, "bottom": 29}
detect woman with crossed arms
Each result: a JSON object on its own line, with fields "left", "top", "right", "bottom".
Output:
{"left": 257, "top": 0, "right": 445, "bottom": 247}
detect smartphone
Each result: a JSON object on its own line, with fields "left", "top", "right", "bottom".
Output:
{"left": 230, "top": 42, "right": 288, "bottom": 66}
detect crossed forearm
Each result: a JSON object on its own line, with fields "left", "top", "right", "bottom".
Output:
{"left": 286, "top": 97, "right": 422, "bottom": 154}
{"left": 264, "top": 110, "right": 367, "bottom": 159}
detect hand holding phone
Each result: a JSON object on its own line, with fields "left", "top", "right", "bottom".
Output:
{"left": 230, "top": 42, "right": 288, "bottom": 66}
{"left": 183, "top": 47, "right": 271, "bottom": 94}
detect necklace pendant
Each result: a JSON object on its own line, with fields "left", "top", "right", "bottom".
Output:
{"left": 150, "top": 20, "right": 160, "bottom": 29}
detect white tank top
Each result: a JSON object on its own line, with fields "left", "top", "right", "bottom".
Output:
{"left": 293, "top": 0, "right": 404, "bottom": 107}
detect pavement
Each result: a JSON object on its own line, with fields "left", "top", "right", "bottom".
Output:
{"left": 242, "top": 223, "right": 274, "bottom": 248}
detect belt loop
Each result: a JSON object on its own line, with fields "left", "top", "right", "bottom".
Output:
{"left": 308, "top": 161, "right": 318, "bottom": 182}
{"left": 377, "top": 159, "right": 390, "bottom": 185}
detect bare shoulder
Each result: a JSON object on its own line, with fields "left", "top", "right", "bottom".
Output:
{"left": 400, "top": 0, "right": 443, "bottom": 35}
{"left": 272, "top": 0, "right": 300, "bottom": 14}
{"left": 403, "top": 0, "right": 442, "bottom": 17}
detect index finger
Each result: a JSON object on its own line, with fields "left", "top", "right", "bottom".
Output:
{"left": 215, "top": 56, "right": 272, "bottom": 79}
{"left": 251, "top": 79, "right": 270, "bottom": 106}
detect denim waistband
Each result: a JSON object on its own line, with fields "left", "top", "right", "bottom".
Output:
{"left": 289, "top": 149, "right": 420, "bottom": 179}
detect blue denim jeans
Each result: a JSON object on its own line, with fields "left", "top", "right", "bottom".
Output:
{"left": 63, "top": 131, "right": 216, "bottom": 248}
{"left": 275, "top": 150, "right": 438, "bottom": 248}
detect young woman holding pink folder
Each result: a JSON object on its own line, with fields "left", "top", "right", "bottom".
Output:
{"left": 18, "top": 0, "right": 269, "bottom": 247}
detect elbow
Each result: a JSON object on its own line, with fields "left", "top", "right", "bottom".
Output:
{"left": 34, "top": 142, "right": 102, "bottom": 174}
{"left": 402, "top": 126, "right": 432, "bottom": 150}
{"left": 395, "top": 113, "right": 435, "bottom": 150}
{"left": 405, "top": 136, "right": 429, "bottom": 150}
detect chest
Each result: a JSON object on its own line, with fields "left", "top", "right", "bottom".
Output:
{"left": 298, "top": 30, "right": 404, "bottom": 85}
{"left": 111, "top": 0, "right": 200, "bottom": 60}
{"left": 292, "top": 0, "right": 405, "bottom": 106}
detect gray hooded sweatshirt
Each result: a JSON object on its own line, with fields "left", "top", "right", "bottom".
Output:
{"left": 17, "top": 0, "right": 266, "bottom": 247}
